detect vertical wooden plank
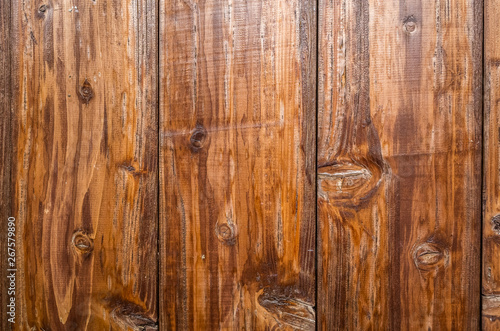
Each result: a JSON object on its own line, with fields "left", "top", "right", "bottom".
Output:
{"left": 317, "top": 1, "right": 390, "bottom": 328}
{"left": 483, "top": 0, "right": 500, "bottom": 328}
{"left": 159, "top": 0, "right": 316, "bottom": 329}
{"left": 318, "top": 0, "right": 482, "bottom": 329}
{"left": 1, "top": 0, "right": 12, "bottom": 328}
{"left": 11, "top": 0, "right": 158, "bottom": 329}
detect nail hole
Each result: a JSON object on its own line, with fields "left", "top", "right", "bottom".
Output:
{"left": 39, "top": 4, "right": 47, "bottom": 12}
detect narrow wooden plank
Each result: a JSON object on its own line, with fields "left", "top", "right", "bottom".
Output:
{"left": 1, "top": 0, "right": 13, "bottom": 328}
{"left": 483, "top": 0, "right": 500, "bottom": 328}
{"left": 317, "top": 0, "right": 482, "bottom": 329}
{"left": 11, "top": 0, "right": 158, "bottom": 329}
{"left": 159, "top": 0, "right": 316, "bottom": 329}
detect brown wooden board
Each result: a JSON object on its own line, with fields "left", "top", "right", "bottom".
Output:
{"left": 159, "top": 0, "right": 317, "bottom": 329}
{"left": 317, "top": 0, "right": 482, "bottom": 329}
{"left": 8, "top": 0, "right": 158, "bottom": 329}
{"left": 483, "top": 0, "right": 500, "bottom": 328}
{"left": 1, "top": 0, "right": 13, "bottom": 329}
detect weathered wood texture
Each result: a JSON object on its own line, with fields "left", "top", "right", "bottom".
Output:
{"left": 1, "top": 0, "right": 13, "bottom": 329}
{"left": 483, "top": 0, "right": 500, "bottom": 328}
{"left": 159, "top": 0, "right": 316, "bottom": 329}
{"left": 10, "top": 0, "right": 158, "bottom": 329}
{"left": 317, "top": 0, "right": 482, "bottom": 329}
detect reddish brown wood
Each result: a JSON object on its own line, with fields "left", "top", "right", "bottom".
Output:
{"left": 8, "top": 0, "right": 159, "bottom": 329}
{"left": 159, "top": 0, "right": 317, "bottom": 329}
{"left": 483, "top": 0, "right": 500, "bottom": 328}
{"left": 1, "top": 0, "right": 13, "bottom": 328}
{"left": 317, "top": 0, "right": 482, "bottom": 329}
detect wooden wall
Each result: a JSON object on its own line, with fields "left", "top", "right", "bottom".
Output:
{"left": 0, "top": 0, "right": 490, "bottom": 329}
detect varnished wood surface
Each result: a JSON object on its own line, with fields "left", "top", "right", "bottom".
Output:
{"left": 1, "top": 0, "right": 492, "bottom": 329}
{"left": 8, "top": 0, "right": 158, "bottom": 329}
{"left": 317, "top": 0, "right": 482, "bottom": 329}
{"left": 483, "top": 0, "right": 500, "bottom": 329}
{"left": 159, "top": 0, "right": 317, "bottom": 329}
{"left": 1, "top": 0, "right": 13, "bottom": 329}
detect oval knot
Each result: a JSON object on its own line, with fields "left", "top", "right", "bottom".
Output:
{"left": 413, "top": 242, "right": 448, "bottom": 272}
{"left": 189, "top": 125, "right": 208, "bottom": 151}
{"left": 72, "top": 230, "right": 94, "bottom": 255}
{"left": 78, "top": 79, "right": 94, "bottom": 104}
{"left": 215, "top": 221, "right": 236, "bottom": 245}
{"left": 403, "top": 15, "right": 418, "bottom": 34}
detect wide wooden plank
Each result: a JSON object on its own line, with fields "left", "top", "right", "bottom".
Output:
{"left": 483, "top": 0, "right": 500, "bottom": 328}
{"left": 317, "top": 0, "right": 482, "bottom": 329}
{"left": 159, "top": 0, "right": 316, "bottom": 329}
{"left": 10, "top": 0, "right": 158, "bottom": 329}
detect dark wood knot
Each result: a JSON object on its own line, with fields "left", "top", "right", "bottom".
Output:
{"left": 78, "top": 79, "right": 94, "bottom": 104}
{"left": 491, "top": 215, "right": 500, "bottom": 235}
{"left": 105, "top": 297, "right": 158, "bottom": 330}
{"left": 111, "top": 306, "right": 158, "bottom": 330}
{"left": 258, "top": 287, "right": 315, "bottom": 329}
{"left": 122, "top": 164, "right": 135, "bottom": 172}
{"left": 72, "top": 230, "right": 94, "bottom": 255}
{"left": 189, "top": 125, "right": 208, "bottom": 151}
{"left": 413, "top": 242, "right": 448, "bottom": 272}
{"left": 36, "top": 4, "right": 49, "bottom": 18}
{"left": 403, "top": 15, "right": 417, "bottom": 33}
{"left": 215, "top": 221, "right": 236, "bottom": 245}
{"left": 317, "top": 159, "right": 384, "bottom": 208}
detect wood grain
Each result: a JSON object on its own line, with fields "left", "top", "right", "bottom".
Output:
{"left": 10, "top": 0, "right": 158, "bottom": 329}
{"left": 317, "top": 0, "right": 482, "bottom": 329}
{"left": 483, "top": 0, "right": 500, "bottom": 328}
{"left": 159, "top": 0, "right": 316, "bottom": 329}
